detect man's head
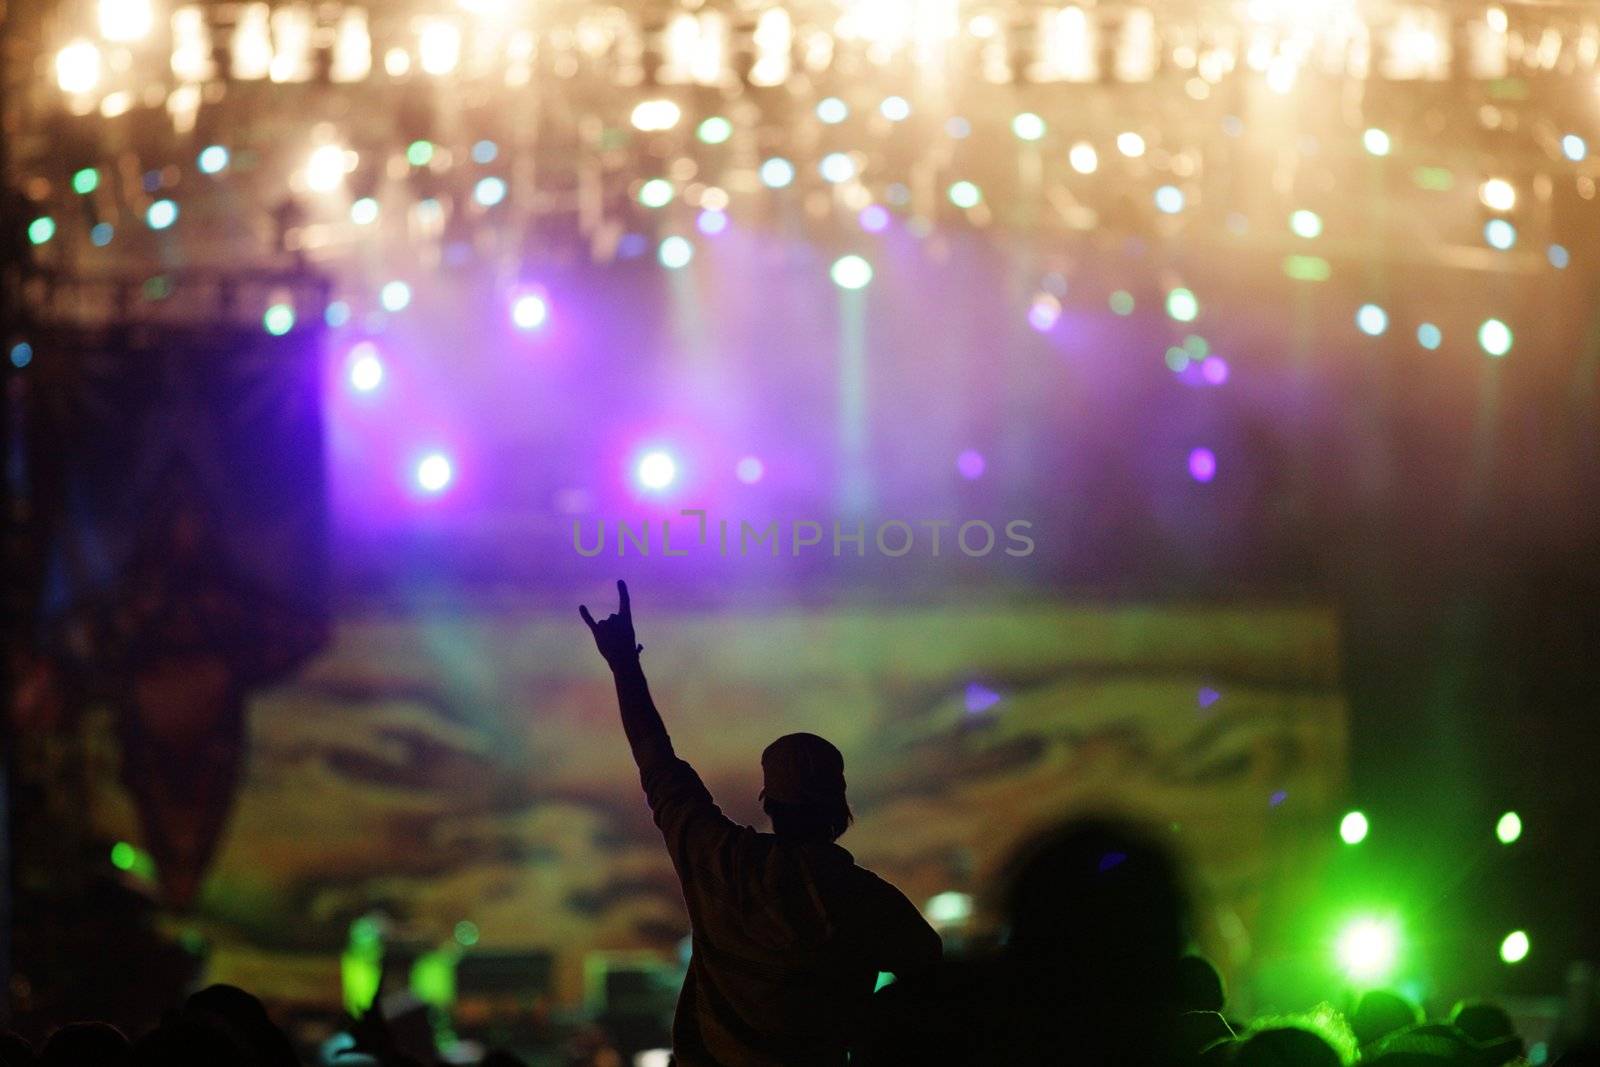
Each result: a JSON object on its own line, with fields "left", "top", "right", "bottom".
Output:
{"left": 760, "top": 733, "right": 853, "bottom": 842}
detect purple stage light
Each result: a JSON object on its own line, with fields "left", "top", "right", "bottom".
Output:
{"left": 347, "top": 341, "right": 384, "bottom": 392}
{"left": 1188, "top": 447, "right": 1217, "bottom": 483}
{"left": 735, "top": 455, "right": 765, "bottom": 484}
{"left": 1200, "top": 356, "right": 1229, "bottom": 385}
{"left": 965, "top": 683, "right": 1001, "bottom": 714}
{"left": 859, "top": 205, "right": 890, "bottom": 233}
{"left": 415, "top": 451, "right": 454, "bottom": 494}
{"left": 635, "top": 449, "right": 679, "bottom": 492}
{"left": 511, "top": 292, "right": 549, "bottom": 331}
{"left": 957, "top": 449, "right": 986, "bottom": 480}
{"left": 1197, "top": 686, "right": 1221, "bottom": 709}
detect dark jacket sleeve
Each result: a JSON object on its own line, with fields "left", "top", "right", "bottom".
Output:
{"left": 870, "top": 876, "right": 943, "bottom": 977}
{"left": 610, "top": 658, "right": 739, "bottom": 871}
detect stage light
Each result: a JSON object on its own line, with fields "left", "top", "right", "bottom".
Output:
{"left": 406, "top": 140, "right": 435, "bottom": 166}
{"left": 697, "top": 116, "right": 733, "bottom": 144}
{"left": 820, "top": 153, "right": 856, "bottom": 183}
{"left": 1479, "top": 178, "right": 1516, "bottom": 211}
{"left": 511, "top": 293, "right": 548, "bottom": 330}
{"left": 639, "top": 178, "right": 674, "bottom": 207}
{"left": 1485, "top": 219, "right": 1516, "bottom": 250}
{"left": 1563, "top": 134, "right": 1588, "bottom": 162}
{"left": 636, "top": 450, "right": 678, "bottom": 491}
{"left": 1188, "top": 447, "right": 1216, "bottom": 483}
{"left": 1012, "top": 112, "right": 1046, "bottom": 141}
{"left": 418, "top": 19, "right": 462, "bottom": 74}
{"left": 384, "top": 48, "right": 411, "bottom": 77}
{"left": 948, "top": 181, "right": 981, "bottom": 208}
{"left": 658, "top": 236, "right": 693, "bottom": 269}
{"left": 859, "top": 205, "right": 889, "bottom": 233}
{"left": 1117, "top": 131, "right": 1146, "bottom": 157}
{"left": 471, "top": 140, "right": 499, "bottom": 165}
{"left": 1417, "top": 323, "right": 1442, "bottom": 349}
{"left": 830, "top": 255, "right": 873, "bottom": 290}
{"left": 1028, "top": 294, "right": 1060, "bottom": 331}
{"left": 380, "top": 280, "right": 412, "bottom": 311}
{"left": 1069, "top": 142, "right": 1099, "bottom": 174}
{"left": 697, "top": 209, "right": 728, "bottom": 235}
{"left": 146, "top": 200, "right": 178, "bottom": 230}
{"left": 9, "top": 342, "right": 33, "bottom": 369}
{"left": 350, "top": 198, "right": 379, "bottom": 225}
{"left": 57, "top": 40, "right": 102, "bottom": 94}
{"left": 957, "top": 450, "right": 986, "bottom": 479}
{"left": 1356, "top": 304, "right": 1387, "bottom": 336}
{"left": 474, "top": 177, "right": 507, "bottom": 207}
{"left": 1290, "top": 209, "right": 1322, "bottom": 238}
{"left": 1336, "top": 917, "right": 1399, "bottom": 983}
{"left": 453, "top": 920, "right": 479, "bottom": 948}
{"left": 100, "top": 0, "right": 154, "bottom": 41}
{"left": 760, "top": 158, "right": 795, "bottom": 188}
{"left": 926, "top": 891, "right": 975, "bottom": 924}
{"left": 325, "top": 301, "right": 351, "bottom": 327}
{"left": 262, "top": 303, "right": 295, "bottom": 335}
{"left": 816, "top": 97, "right": 848, "bottom": 124}
{"left": 735, "top": 456, "right": 765, "bottom": 483}
{"left": 1155, "top": 186, "right": 1184, "bottom": 213}
{"left": 880, "top": 96, "right": 910, "bottom": 122}
{"left": 1548, "top": 245, "right": 1569, "bottom": 269}
{"left": 1166, "top": 288, "right": 1199, "bottom": 322}
{"left": 1340, "top": 810, "right": 1369, "bottom": 844}
{"left": 1500, "top": 930, "right": 1529, "bottom": 964}
{"left": 90, "top": 222, "right": 112, "bottom": 246}
{"left": 347, "top": 343, "right": 384, "bottom": 392}
{"left": 631, "top": 99, "right": 681, "bottom": 131}
{"left": 72, "top": 168, "right": 99, "bottom": 195}
{"left": 27, "top": 217, "right": 55, "bottom": 245}
{"left": 198, "top": 145, "right": 230, "bottom": 174}
{"left": 306, "top": 144, "right": 350, "bottom": 192}
{"left": 1363, "top": 128, "right": 1392, "bottom": 156}
{"left": 415, "top": 452, "right": 454, "bottom": 493}
{"left": 1495, "top": 810, "right": 1522, "bottom": 844}
{"left": 110, "top": 841, "right": 137, "bottom": 870}
{"left": 1201, "top": 356, "right": 1229, "bottom": 384}
{"left": 1109, "top": 291, "right": 1135, "bottom": 315}
{"left": 1478, "top": 318, "right": 1512, "bottom": 357}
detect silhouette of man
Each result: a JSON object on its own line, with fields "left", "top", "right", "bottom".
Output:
{"left": 581, "top": 581, "right": 941, "bottom": 1066}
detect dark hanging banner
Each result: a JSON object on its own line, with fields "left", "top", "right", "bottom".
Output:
{"left": 22, "top": 319, "right": 331, "bottom": 907}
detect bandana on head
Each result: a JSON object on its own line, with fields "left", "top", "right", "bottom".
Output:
{"left": 760, "top": 732, "right": 847, "bottom": 806}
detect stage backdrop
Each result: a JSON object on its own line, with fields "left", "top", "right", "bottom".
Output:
{"left": 82, "top": 599, "right": 1345, "bottom": 1009}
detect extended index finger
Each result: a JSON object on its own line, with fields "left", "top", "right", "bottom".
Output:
{"left": 617, "top": 579, "right": 631, "bottom": 618}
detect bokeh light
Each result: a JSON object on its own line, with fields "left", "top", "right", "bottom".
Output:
{"left": 1166, "top": 288, "right": 1199, "bottom": 322}
{"left": 511, "top": 293, "right": 548, "bottom": 331}
{"left": 1154, "top": 185, "right": 1185, "bottom": 213}
{"left": 830, "top": 255, "right": 873, "bottom": 290}
{"left": 1484, "top": 219, "right": 1516, "bottom": 250}
{"left": 948, "top": 181, "right": 982, "bottom": 208}
{"left": 639, "top": 178, "right": 674, "bottom": 207}
{"left": 1117, "top": 131, "right": 1146, "bottom": 157}
{"left": 1562, "top": 134, "right": 1588, "bottom": 162}
{"left": 859, "top": 205, "right": 890, "bottom": 233}
{"left": 10, "top": 342, "right": 34, "bottom": 369}
{"left": 636, "top": 449, "right": 678, "bottom": 491}
{"left": 56, "top": 40, "right": 102, "bottom": 94}
{"left": 406, "top": 139, "right": 435, "bottom": 166}
{"left": 658, "top": 236, "right": 694, "bottom": 269}
{"left": 471, "top": 140, "right": 498, "bottom": 164}
{"left": 453, "top": 920, "right": 480, "bottom": 947}
{"left": 957, "top": 450, "right": 986, "bottom": 480}
{"left": 696, "top": 116, "right": 732, "bottom": 144}
{"left": 1478, "top": 318, "right": 1512, "bottom": 356}
{"left": 1417, "top": 323, "right": 1442, "bottom": 350}
{"left": 820, "top": 153, "right": 856, "bottom": 183}
{"left": 1069, "top": 142, "right": 1099, "bottom": 174}
{"left": 880, "top": 96, "right": 910, "bottom": 122}
{"left": 1356, "top": 304, "right": 1388, "bottom": 336}
{"left": 415, "top": 452, "right": 454, "bottom": 494}
{"left": 197, "top": 145, "right": 229, "bottom": 174}
{"left": 350, "top": 198, "right": 379, "bottom": 225}
{"left": 306, "top": 144, "right": 350, "bottom": 192}
{"left": 1188, "top": 447, "right": 1217, "bottom": 483}
{"left": 147, "top": 199, "right": 178, "bottom": 229}
{"left": 760, "top": 158, "right": 795, "bottom": 188}
{"left": 1500, "top": 930, "right": 1530, "bottom": 964}
{"left": 262, "top": 303, "right": 296, "bottom": 336}
{"left": 1548, "top": 244, "right": 1570, "bottom": 269}
{"left": 1363, "top": 128, "right": 1392, "bottom": 156}
{"left": 735, "top": 456, "right": 765, "bottom": 484}
{"left": 1495, "top": 810, "right": 1522, "bottom": 845}
{"left": 1109, "top": 290, "right": 1135, "bottom": 315}
{"left": 72, "top": 167, "right": 99, "bottom": 195}
{"left": 1479, "top": 178, "right": 1516, "bottom": 212}
{"left": 1200, "top": 356, "right": 1229, "bottom": 385}
{"left": 1028, "top": 293, "right": 1061, "bottom": 331}
{"left": 1340, "top": 810, "right": 1370, "bottom": 844}
{"left": 474, "top": 176, "right": 507, "bottom": 207}
{"left": 347, "top": 344, "right": 384, "bottom": 392}
{"left": 630, "top": 99, "right": 681, "bottom": 131}
{"left": 27, "top": 217, "right": 55, "bottom": 245}
{"left": 1336, "top": 917, "right": 1399, "bottom": 983}
{"left": 1290, "top": 209, "right": 1323, "bottom": 238}
{"left": 1012, "top": 112, "right": 1046, "bottom": 141}
{"left": 816, "top": 97, "right": 848, "bottom": 124}
{"left": 697, "top": 209, "right": 729, "bottom": 236}
{"left": 90, "top": 222, "right": 113, "bottom": 246}
{"left": 380, "top": 280, "right": 412, "bottom": 311}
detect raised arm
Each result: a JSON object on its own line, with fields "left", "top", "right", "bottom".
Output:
{"left": 580, "top": 579, "right": 673, "bottom": 769}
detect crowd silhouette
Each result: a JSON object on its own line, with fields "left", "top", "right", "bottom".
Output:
{"left": 1, "top": 582, "right": 1595, "bottom": 1066}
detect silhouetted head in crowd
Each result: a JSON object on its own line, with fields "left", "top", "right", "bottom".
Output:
{"left": 1233, "top": 1026, "right": 1344, "bottom": 1067}
{"left": 131, "top": 1017, "right": 243, "bottom": 1067}
{"left": 1175, "top": 1010, "right": 1235, "bottom": 1058}
{"left": 760, "top": 733, "right": 853, "bottom": 842}
{"left": 40, "top": 1022, "right": 131, "bottom": 1067}
{"left": 480, "top": 1052, "right": 531, "bottom": 1067}
{"left": 1354, "top": 989, "right": 1425, "bottom": 1048}
{"left": 0, "top": 1031, "right": 36, "bottom": 1067}
{"left": 182, "top": 984, "right": 298, "bottom": 1066}
{"left": 1177, "top": 953, "right": 1227, "bottom": 1013}
{"left": 1449, "top": 1000, "right": 1523, "bottom": 1059}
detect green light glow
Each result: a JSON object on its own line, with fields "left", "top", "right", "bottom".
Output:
{"left": 1500, "top": 930, "right": 1529, "bottom": 964}
{"left": 1340, "top": 810, "right": 1369, "bottom": 844}
{"left": 263, "top": 303, "right": 295, "bottom": 336}
{"left": 406, "top": 140, "right": 435, "bottom": 167}
{"left": 410, "top": 948, "right": 459, "bottom": 1008}
{"left": 1496, "top": 811, "right": 1522, "bottom": 844}
{"left": 1283, "top": 255, "right": 1332, "bottom": 282}
{"left": 28, "top": 217, "right": 56, "bottom": 245}
{"left": 1109, "top": 290, "right": 1134, "bottom": 315}
{"left": 110, "top": 842, "right": 136, "bottom": 870}
{"left": 453, "top": 920, "right": 480, "bottom": 947}
{"left": 73, "top": 167, "right": 100, "bottom": 194}
{"left": 1413, "top": 166, "right": 1454, "bottom": 191}
{"left": 1166, "top": 288, "right": 1199, "bottom": 322}
{"left": 1336, "top": 916, "right": 1399, "bottom": 983}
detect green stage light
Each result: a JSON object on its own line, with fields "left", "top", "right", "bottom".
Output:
{"left": 1500, "top": 930, "right": 1529, "bottom": 964}
{"left": 1340, "top": 810, "right": 1369, "bottom": 844}
{"left": 110, "top": 841, "right": 136, "bottom": 870}
{"left": 1496, "top": 811, "right": 1522, "bottom": 845}
{"left": 1336, "top": 916, "right": 1399, "bottom": 983}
